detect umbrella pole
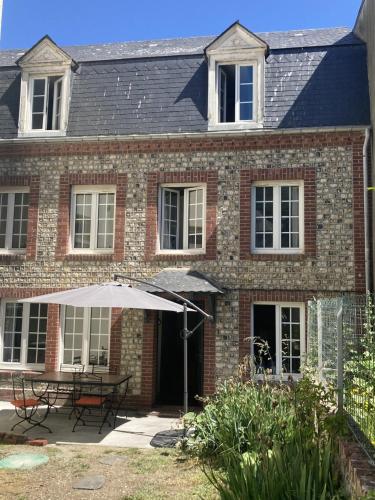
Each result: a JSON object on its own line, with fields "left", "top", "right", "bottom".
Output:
{"left": 183, "top": 302, "right": 189, "bottom": 414}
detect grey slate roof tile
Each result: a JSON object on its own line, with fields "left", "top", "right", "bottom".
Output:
{"left": 0, "top": 27, "right": 370, "bottom": 138}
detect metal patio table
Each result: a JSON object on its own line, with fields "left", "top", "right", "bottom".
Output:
{"left": 24, "top": 372, "right": 132, "bottom": 430}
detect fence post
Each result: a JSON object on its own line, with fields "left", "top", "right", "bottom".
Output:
{"left": 317, "top": 300, "right": 323, "bottom": 374}
{"left": 337, "top": 298, "right": 344, "bottom": 413}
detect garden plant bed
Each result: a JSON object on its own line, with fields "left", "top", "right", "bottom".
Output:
{"left": 0, "top": 443, "right": 216, "bottom": 499}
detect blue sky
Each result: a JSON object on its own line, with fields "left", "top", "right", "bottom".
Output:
{"left": 0, "top": 0, "right": 362, "bottom": 50}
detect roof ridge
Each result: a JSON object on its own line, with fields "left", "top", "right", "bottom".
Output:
{"left": 0, "top": 26, "right": 353, "bottom": 54}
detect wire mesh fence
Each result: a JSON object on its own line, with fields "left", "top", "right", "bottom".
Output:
{"left": 308, "top": 295, "right": 375, "bottom": 463}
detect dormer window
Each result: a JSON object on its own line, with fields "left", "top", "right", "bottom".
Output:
{"left": 16, "top": 35, "right": 76, "bottom": 137}
{"left": 30, "top": 75, "right": 63, "bottom": 130}
{"left": 205, "top": 22, "right": 268, "bottom": 131}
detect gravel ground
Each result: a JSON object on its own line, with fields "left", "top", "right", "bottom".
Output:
{"left": 0, "top": 444, "right": 216, "bottom": 500}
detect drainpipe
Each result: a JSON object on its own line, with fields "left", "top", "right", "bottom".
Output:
{"left": 363, "top": 127, "right": 371, "bottom": 292}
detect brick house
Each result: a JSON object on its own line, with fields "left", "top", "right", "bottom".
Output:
{"left": 0, "top": 22, "right": 370, "bottom": 407}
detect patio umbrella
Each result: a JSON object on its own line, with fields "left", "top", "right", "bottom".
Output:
{"left": 19, "top": 282, "right": 193, "bottom": 313}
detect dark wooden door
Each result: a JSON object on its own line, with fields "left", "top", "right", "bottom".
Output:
{"left": 157, "top": 306, "right": 203, "bottom": 406}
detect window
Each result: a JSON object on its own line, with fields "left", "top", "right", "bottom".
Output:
{"left": 252, "top": 182, "right": 304, "bottom": 253}
{"left": 0, "top": 189, "right": 29, "bottom": 252}
{"left": 71, "top": 187, "right": 116, "bottom": 252}
{"left": 218, "top": 64, "right": 254, "bottom": 123}
{"left": 61, "top": 306, "right": 110, "bottom": 368}
{"left": 159, "top": 185, "right": 206, "bottom": 252}
{"left": 0, "top": 301, "right": 47, "bottom": 366}
{"left": 252, "top": 303, "right": 305, "bottom": 376}
{"left": 29, "top": 76, "right": 64, "bottom": 131}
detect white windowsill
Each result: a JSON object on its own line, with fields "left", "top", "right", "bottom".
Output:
{"left": 0, "top": 250, "right": 27, "bottom": 255}
{"left": 156, "top": 249, "right": 206, "bottom": 256}
{"left": 251, "top": 249, "right": 304, "bottom": 255}
{"left": 18, "top": 130, "right": 67, "bottom": 139}
{"left": 208, "top": 121, "right": 264, "bottom": 131}
{"left": 0, "top": 363, "right": 45, "bottom": 371}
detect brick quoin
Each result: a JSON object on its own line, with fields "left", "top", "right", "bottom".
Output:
{"left": 0, "top": 176, "right": 40, "bottom": 262}
{"left": 240, "top": 167, "right": 317, "bottom": 260}
{"left": 55, "top": 172, "right": 127, "bottom": 261}
{"left": 145, "top": 170, "right": 218, "bottom": 261}
{"left": 140, "top": 296, "right": 216, "bottom": 407}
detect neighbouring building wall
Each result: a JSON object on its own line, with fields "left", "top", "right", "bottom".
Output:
{"left": 355, "top": 0, "right": 375, "bottom": 290}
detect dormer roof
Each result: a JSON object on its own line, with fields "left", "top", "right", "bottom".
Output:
{"left": 16, "top": 35, "right": 77, "bottom": 69}
{"left": 204, "top": 21, "right": 269, "bottom": 57}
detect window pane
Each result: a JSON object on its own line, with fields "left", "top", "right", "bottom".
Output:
{"left": 3, "top": 303, "right": 23, "bottom": 363}
{"left": 89, "top": 308, "right": 110, "bottom": 367}
{"left": 33, "top": 96, "right": 45, "bottom": 113}
{"left": 97, "top": 192, "right": 115, "bottom": 249}
{"left": 32, "top": 114, "right": 44, "bottom": 130}
{"left": 33, "top": 79, "right": 46, "bottom": 96}
{"left": 218, "top": 65, "right": 235, "bottom": 123}
{"left": 187, "top": 188, "right": 204, "bottom": 249}
{"left": 254, "top": 187, "right": 273, "bottom": 249}
{"left": 253, "top": 305, "right": 276, "bottom": 374}
{"left": 281, "top": 307, "right": 301, "bottom": 374}
{"left": 240, "top": 84, "right": 252, "bottom": 102}
{"left": 63, "top": 307, "right": 84, "bottom": 365}
{"left": 0, "top": 193, "right": 8, "bottom": 249}
{"left": 161, "top": 189, "right": 179, "bottom": 250}
{"left": 73, "top": 193, "right": 92, "bottom": 249}
{"left": 27, "top": 303, "right": 48, "bottom": 364}
{"left": 240, "top": 66, "right": 253, "bottom": 84}
{"left": 240, "top": 103, "right": 253, "bottom": 121}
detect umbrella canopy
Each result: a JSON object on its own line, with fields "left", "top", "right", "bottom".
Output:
{"left": 19, "top": 282, "right": 193, "bottom": 313}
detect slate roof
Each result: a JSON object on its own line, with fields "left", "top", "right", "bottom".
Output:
{"left": 0, "top": 27, "right": 361, "bottom": 66}
{"left": 137, "top": 269, "right": 224, "bottom": 294}
{"left": 0, "top": 27, "right": 370, "bottom": 138}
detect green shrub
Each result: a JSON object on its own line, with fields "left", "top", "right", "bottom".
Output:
{"left": 206, "top": 435, "right": 343, "bottom": 500}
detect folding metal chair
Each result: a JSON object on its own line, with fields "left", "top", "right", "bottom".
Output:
{"left": 71, "top": 372, "right": 111, "bottom": 434}
{"left": 106, "top": 375, "right": 132, "bottom": 429}
{"left": 10, "top": 373, "right": 52, "bottom": 434}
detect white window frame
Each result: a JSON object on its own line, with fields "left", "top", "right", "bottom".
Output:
{"left": 251, "top": 302, "right": 306, "bottom": 380}
{"left": 0, "top": 300, "right": 46, "bottom": 370}
{"left": 59, "top": 306, "right": 111, "bottom": 372}
{"left": 157, "top": 183, "right": 206, "bottom": 255}
{"left": 217, "top": 63, "right": 257, "bottom": 124}
{"left": 0, "top": 187, "right": 30, "bottom": 254}
{"left": 70, "top": 185, "right": 116, "bottom": 254}
{"left": 18, "top": 68, "right": 71, "bottom": 138}
{"left": 207, "top": 52, "right": 265, "bottom": 130}
{"left": 52, "top": 76, "right": 63, "bottom": 130}
{"left": 251, "top": 180, "right": 304, "bottom": 255}
{"left": 28, "top": 75, "right": 65, "bottom": 132}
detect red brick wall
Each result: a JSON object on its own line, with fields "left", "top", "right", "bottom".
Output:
{"left": 352, "top": 141, "right": 366, "bottom": 292}
{"left": 145, "top": 170, "right": 218, "bottom": 261}
{"left": 0, "top": 130, "right": 365, "bottom": 157}
{"left": 109, "top": 307, "right": 123, "bottom": 374}
{"left": 0, "top": 176, "right": 39, "bottom": 262}
{"left": 240, "top": 167, "right": 317, "bottom": 260}
{"left": 55, "top": 172, "right": 127, "bottom": 261}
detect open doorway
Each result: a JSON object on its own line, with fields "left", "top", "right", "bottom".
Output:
{"left": 156, "top": 304, "right": 204, "bottom": 406}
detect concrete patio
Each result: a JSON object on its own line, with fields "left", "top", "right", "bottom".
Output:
{"left": 0, "top": 402, "right": 181, "bottom": 448}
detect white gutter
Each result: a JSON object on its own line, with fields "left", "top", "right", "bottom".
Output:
{"left": 0, "top": 125, "right": 370, "bottom": 146}
{"left": 363, "top": 127, "right": 371, "bottom": 292}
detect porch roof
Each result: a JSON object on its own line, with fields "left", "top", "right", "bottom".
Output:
{"left": 137, "top": 269, "right": 224, "bottom": 295}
